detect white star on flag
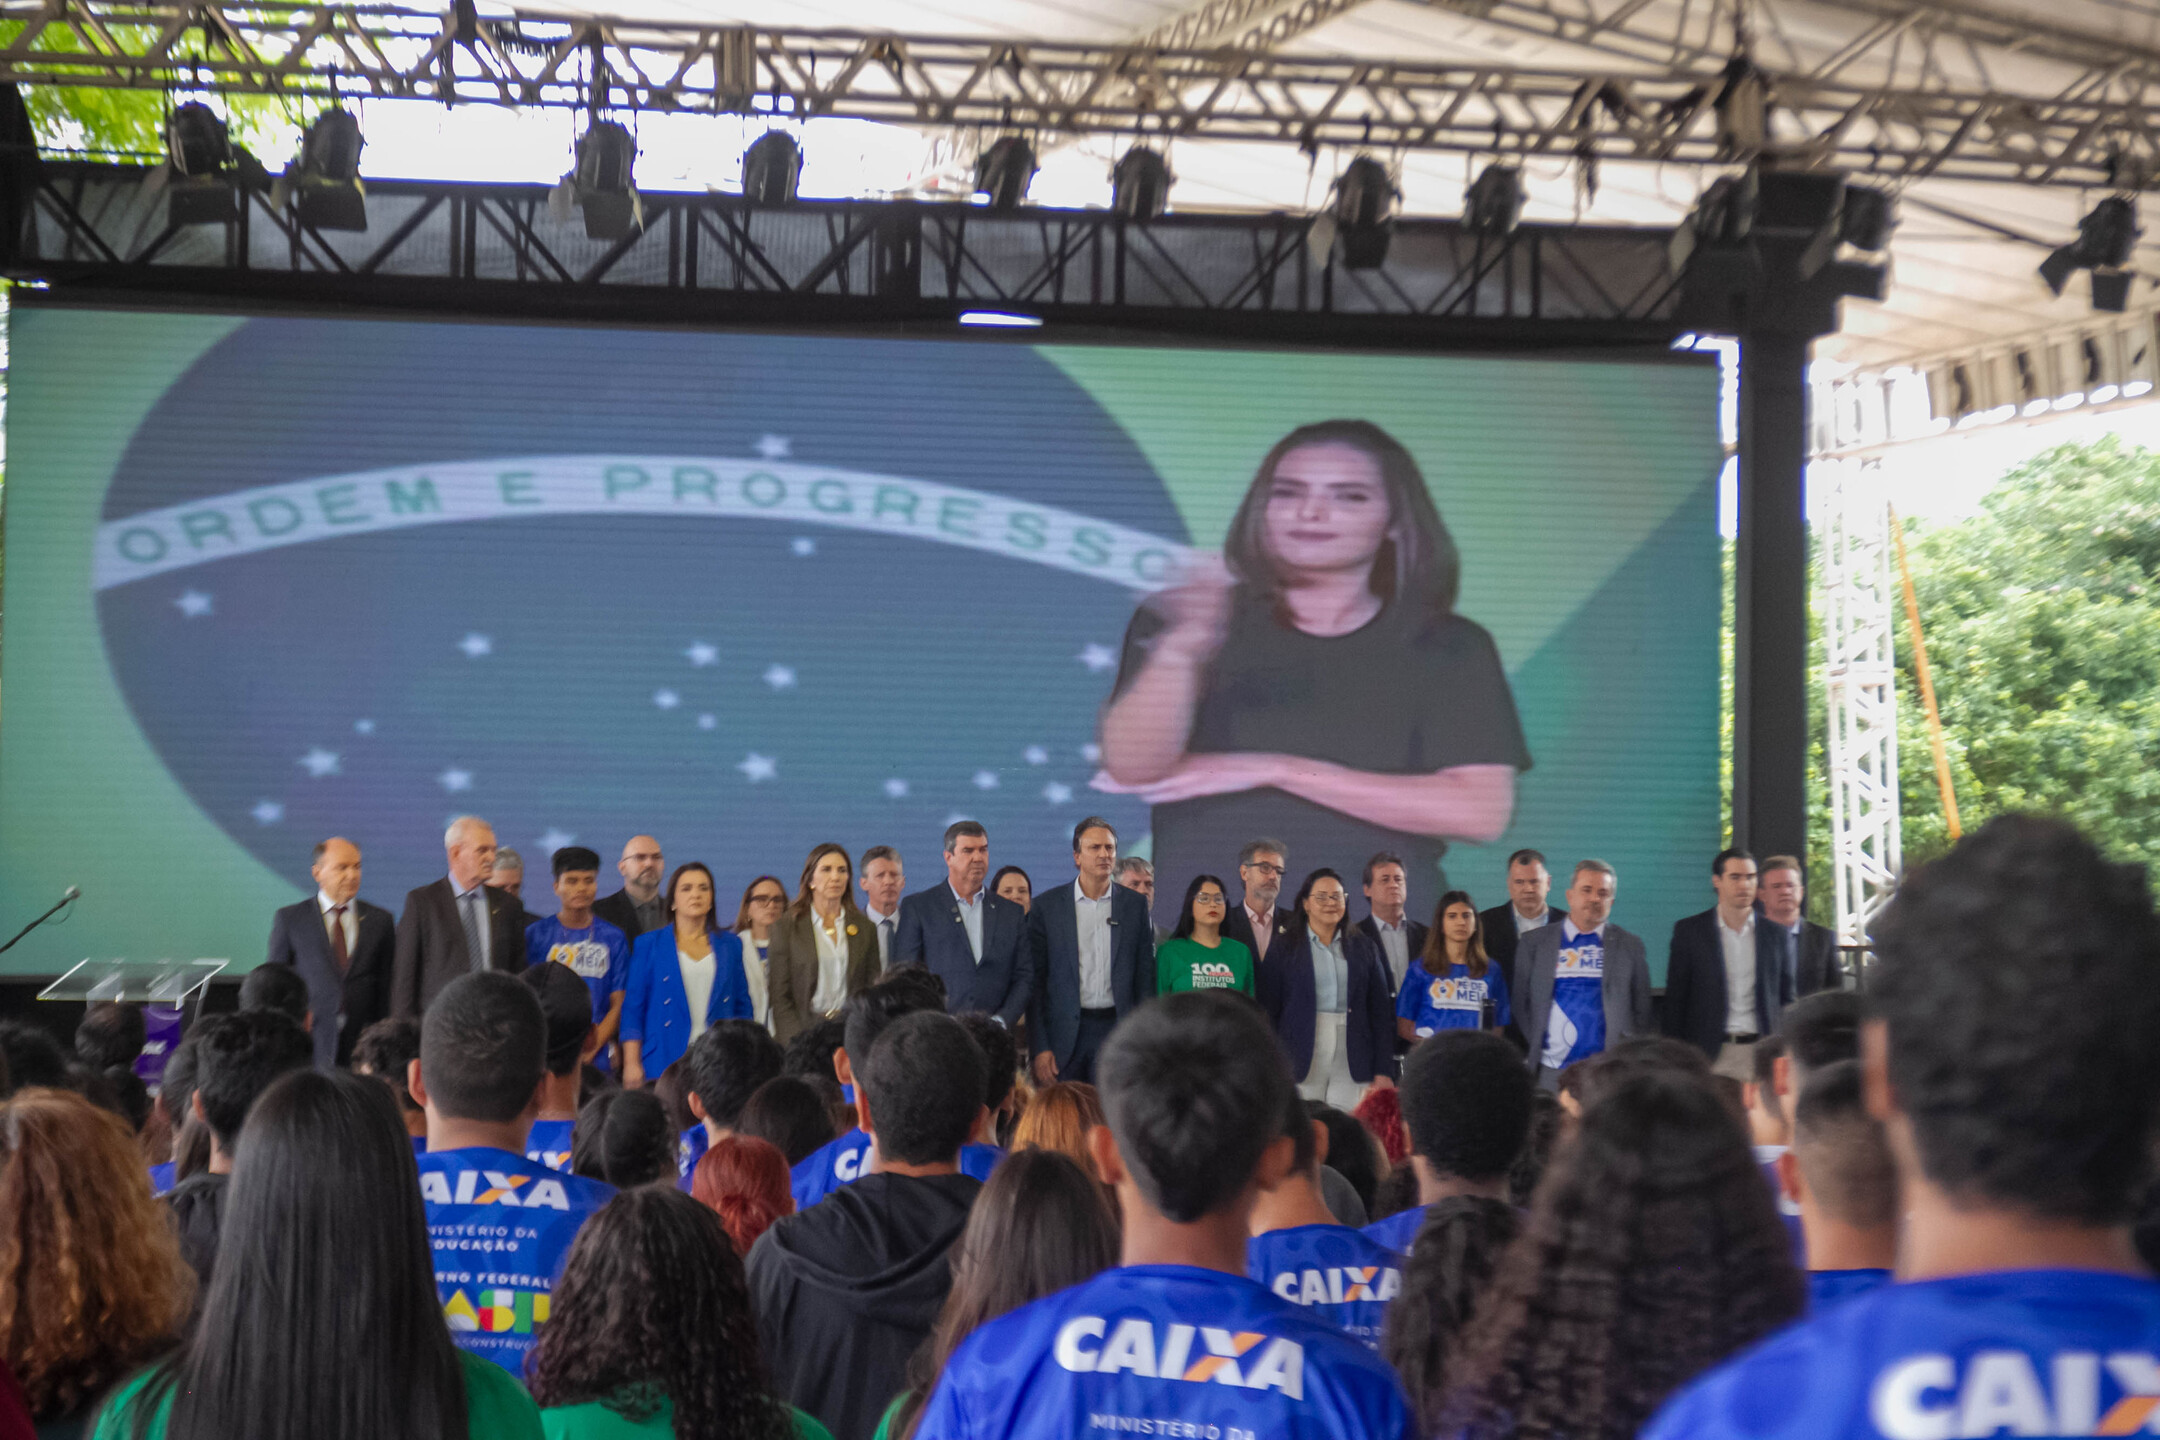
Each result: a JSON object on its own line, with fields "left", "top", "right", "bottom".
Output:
{"left": 1043, "top": 782, "right": 1073, "bottom": 805}
{"left": 1024, "top": 746, "right": 1049, "bottom": 765}
{"left": 697, "top": 713, "right": 717, "bottom": 731}
{"left": 763, "top": 665, "right": 797, "bottom": 691}
{"left": 738, "top": 753, "right": 778, "bottom": 783}
{"left": 354, "top": 719, "right": 376, "bottom": 735}
{"left": 439, "top": 768, "right": 473, "bottom": 793}
{"left": 251, "top": 800, "right": 284, "bottom": 824}
{"left": 458, "top": 633, "right": 492, "bottom": 658}
{"left": 883, "top": 778, "right": 910, "bottom": 798}
{"left": 791, "top": 537, "right": 817, "bottom": 557}
{"left": 973, "top": 770, "right": 1000, "bottom": 790}
{"left": 537, "top": 828, "right": 577, "bottom": 852}
{"left": 298, "top": 748, "right": 341, "bottom": 778}
{"left": 1079, "top": 743, "right": 1102, "bottom": 763}
{"left": 1078, "top": 644, "right": 1116, "bottom": 673}
{"left": 755, "top": 434, "right": 793, "bottom": 460}
{"left": 685, "top": 642, "right": 719, "bottom": 667}
{"left": 654, "top": 689, "right": 681, "bottom": 710}
{"left": 174, "top": 590, "right": 214, "bottom": 618}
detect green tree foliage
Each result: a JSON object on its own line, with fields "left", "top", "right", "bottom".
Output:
{"left": 0, "top": 22, "right": 297, "bottom": 156}
{"left": 1896, "top": 434, "right": 2160, "bottom": 868}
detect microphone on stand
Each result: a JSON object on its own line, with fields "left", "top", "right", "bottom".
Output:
{"left": 0, "top": 886, "right": 80, "bottom": 956}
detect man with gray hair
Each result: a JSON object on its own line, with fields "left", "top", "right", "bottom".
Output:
{"left": 1113, "top": 856, "right": 1166, "bottom": 944}
{"left": 487, "top": 846, "right": 544, "bottom": 938}
{"left": 1509, "top": 859, "right": 1652, "bottom": 1089}
{"left": 1224, "top": 838, "right": 1292, "bottom": 962}
{"left": 391, "top": 815, "right": 528, "bottom": 1017}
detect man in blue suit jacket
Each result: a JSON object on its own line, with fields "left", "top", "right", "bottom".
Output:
{"left": 893, "top": 820, "right": 1031, "bottom": 1028}
{"left": 1027, "top": 817, "right": 1155, "bottom": 1085}
{"left": 1662, "top": 848, "right": 1797, "bottom": 1079}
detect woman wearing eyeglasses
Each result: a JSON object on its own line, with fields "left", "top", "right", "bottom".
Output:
{"left": 1255, "top": 867, "right": 1398, "bottom": 1109}
{"left": 732, "top": 876, "right": 789, "bottom": 1031}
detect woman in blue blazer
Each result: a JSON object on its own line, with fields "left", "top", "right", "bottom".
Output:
{"left": 619, "top": 862, "right": 753, "bottom": 1087}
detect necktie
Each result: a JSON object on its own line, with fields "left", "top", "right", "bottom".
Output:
{"left": 460, "top": 889, "right": 486, "bottom": 972}
{"left": 880, "top": 918, "right": 894, "bottom": 968}
{"left": 329, "top": 905, "right": 349, "bottom": 975}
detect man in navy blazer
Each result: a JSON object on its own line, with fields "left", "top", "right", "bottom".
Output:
{"left": 893, "top": 820, "right": 1031, "bottom": 1028}
{"left": 1663, "top": 848, "right": 1798, "bottom": 1079}
{"left": 264, "top": 836, "right": 396, "bottom": 1069}
{"left": 1027, "top": 817, "right": 1155, "bottom": 1086}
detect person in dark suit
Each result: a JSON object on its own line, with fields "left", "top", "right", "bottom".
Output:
{"left": 1027, "top": 817, "right": 1155, "bottom": 1085}
{"left": 1663, "top": 848, "right": 1798, "bottom": 1079}
{"left": 1759, "top": 854, "right": 1842, "bottom": 994}
{"left": 486, "top": 847, "right": 545, "bottom": 937}
{"left": 1257, "top": 867, "right": 1397, "bottom": 1107}
{"left": 1354, "top": 850, "right": 1429, "bottom": 995}
{"left": 768, "top": 842, "right": 881, "bottom": 1043}
{"left": 264, "top": 836, "right": 395, "bottom": 1070}
{"left": 1221, "top": 838, "right": 1293, "bottom": 962}
{"left": 592, "top": 834, "right": 667, "bottom": 941}
{"left": 388, "top": 816, "right": 527, "bottom": 1017}
{"left": 1477, "top": 847, "right": 1566, "bottom": 974}
{"left": 1512, "top": 859, "right": 1653, "bottom": 1087}
{"left": 894, "top": 821, "right": 1030, "bottom": 1027}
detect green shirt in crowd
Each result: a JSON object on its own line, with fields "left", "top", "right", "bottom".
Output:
{"left": 93, "top": 1350, "right": 543, "bottom": 1440}
{"left": 1155, "top": 935, "right": 1255, "bottom": 996}
{"left": 541, "top": 1395, "right": 832, "bottom": 1440}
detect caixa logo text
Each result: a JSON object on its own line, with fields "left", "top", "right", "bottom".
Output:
{"left": 1054, "top": 1318, "right": 1304, "bottom": 1399}
{"left": 1870, "top": 1350, "right": 2160, "bottom": 1438}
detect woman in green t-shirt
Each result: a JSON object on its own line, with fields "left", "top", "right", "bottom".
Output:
{"left": 92, "top": 1069, "right": 542, "bottom": 1440}
{"left": 529, "top": 1186, "right": 828, "bottom": 1440}
{"left": 1155, "top": 874, "right": 1256, "bottom": 996}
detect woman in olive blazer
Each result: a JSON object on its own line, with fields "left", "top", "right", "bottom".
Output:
{"left": 768, "top": 842, "right": 882, "bottom": 1043}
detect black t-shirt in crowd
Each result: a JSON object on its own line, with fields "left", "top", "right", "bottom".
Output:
{"left": 1113, "top": 587, "right": 1531, "bottom": 911}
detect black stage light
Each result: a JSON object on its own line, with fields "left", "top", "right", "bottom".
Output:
{"left": 1464, "top": 163, "right": 1523, "bottom": 236}
{"left": 1838, "top": 183, "right": 1894, "bottom": 251}
{"left": 2091, "top": 268, "right": 2134, "bottom": 313}
{"left": 974, "top": 135, "right": 1036, "bottom": 210}
{"left": 283, "top": 107, "right": 366, "bottom": 231}
{"left": 741, "top": 130, "right": 802, "bottom": 205}
{"left": 1333, "top": 155, "right": 1396, "bottom": 270}
{"left": 2041, "top": 196, "right": 2139, "bottom": 303}
{"left": 552, "top": 119, "right": 640, "bottom": 240}
{"left": 164, "top": 101, "right": 237, "bottom": 226}
{"left": 1111, "top": 146, "right": 1172, "bottom": 220}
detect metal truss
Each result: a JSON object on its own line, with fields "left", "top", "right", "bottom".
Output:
{"left": 7, "top": 160, "right": 1683, "bottom": 330}
{"left": 1818, "top": 456, "right": 1902, "bottom": 949}
{"left": 3, "top": 3, "right": 2160, "bottom": 188}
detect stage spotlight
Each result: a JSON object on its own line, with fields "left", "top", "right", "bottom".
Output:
{"left": 1838, "top": 183, "right": 1895, "bottom": 252}
{"left": 1111, "top": 146, "right": 1172, "bottom": 220}
{"left": 741, "top": 130, "right": 801, "bottom": 205}
{"left": 2040, "top": 196, "right": 2139, "bottom": 303}
{"left": 550, "top": 119, "right": 641, "bottom": 241}
{"left": 1464, "top": 163, "right": 1523, "bottom": 236}
{"left": 974, "top": 136, "right": 1036, "bottom": 210}
{"left": 2091, "top": 268, "right": 2134, "bottom": 313}
{"left": 274, "top": 107, "right": 366, "bottom": 231}
{"left": 1332, "top": 155, "right": 1397, "bottom": 270}
{"left": 164, "top": 101, "right": 238, "bottom": 226}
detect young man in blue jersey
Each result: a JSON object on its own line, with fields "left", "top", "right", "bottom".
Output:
{"left": 1776, "top": 1059, "right": 1896, "bottom": 1313}
{"left": 521, "top": 961, "right": 599, "bottom": 1172}
{"left": 525, "top": 845, "right": 629, "bottom": 1070}
{"left": 1249, "top": 1090, "right": 1402, "bottom": 1350}
{"left": 915, "top": 990, "right": 1414, "bottom": 1440}
{"left": 1647, "top": 815, "right": 2160, "bottom": 1440}
{"left": 409, "top": 970, "right": 614, "bottom": 1376}
{"left": 1363, "top": 1029, "right": 1531, "bottom": 1255}
{"left": 751, "top": 1009, "right": 989, "bottom": 1440}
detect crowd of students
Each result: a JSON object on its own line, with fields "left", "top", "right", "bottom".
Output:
{"left": 0, "top": 812, "right": 2156, "bottom": 1439}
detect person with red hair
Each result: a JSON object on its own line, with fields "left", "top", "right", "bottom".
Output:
{"left": 1353, "top": 1081, "right": 1409, "bottom": 1165}
{"left": 692, "top": 1134, "right": 794, "bottom": 1256}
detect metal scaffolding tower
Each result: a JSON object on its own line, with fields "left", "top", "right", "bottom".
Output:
{"left": 1818, "top": 456, "right": 1902, "bottom": 949}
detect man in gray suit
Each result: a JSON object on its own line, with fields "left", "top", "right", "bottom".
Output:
{"left": 1510, "top": 858, "right": 1652, "bottom": 1089}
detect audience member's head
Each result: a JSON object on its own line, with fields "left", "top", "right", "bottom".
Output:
{"left": 1868, "top": 815, "right": 2160, "bottom": 1227}
{"left": 117, "top": 1070, "right": 466, "bottom": 1440}
{"left": 74, "top": 1002, "right": 146, "bottom": 1072}
{"left": 1385, "top": 1196, "right": 1523, "bottom": 1435}
{"left": 0, "top": 1088, "right": 193, "bottom": 1424}
{"left": 955, "top": 1011, "right": 1019, "bottom": 1121}
{"left": 1093, "top": 992, "right": 1297, "bottom": 1230}
{"left": 351, "top": 1017, "right": 425, "bottom": 1130}
{"left": 1309, "top": 1102, "right": 1384, "bottom": 1217}
{"left": 192, "top": 1009, "right": 313, "bottom": 1158}
{"left": 1400, "top": 1031, "right": 1533, "bottom": 1197}
{"left": 691, "top": 1134, "right": 795, "bottom": 1256}
{"left": 1781, "top": 1059, "right": 1898, "bottom": 1270}
{"left": 571, "top": 1088, "right": 678, "bottom": 1189}
{"left": 157, "top": 1030, "right": 208, "bottom": 1178}
{"left": 1447, "top": 1069, "right": 1804, "bottom": 1440}
{"left": 1745, "top": 1034, "right": 1790, "bottom": 1146}
{"left": 414, "top": 971, "right": 546, "bottom": 1128}
{"left": 1371, "top": 1162, "right": 1421, "bottom": 1222}
{"left": 652, "top": 1060, "right": 696, "bottom": 1136}
{"left": 684, "top": 1020, "right": 785, "bottom": 1139}
{"left": 859, "top": 1012, "right": 985, "bottom": 1168}
{"left": 782, "top": 1017, "right": 846, "bottom": 1083}
{"left": 522, "top": 961, "right": 598, "bottom": 1078}
{"left": 1352, "top": 1082, "right": 1409, "bottom": 1166}
{"left": 1012, "top": 1081, "right": 1105, "bottom": 1181}
{"left": 0, "top": 1023, "right": 66, "bottom": 1097}
{"left": 838, "top": 974, "right": 945, "bottom": 1089}
{"left": 1508, "top": 1090, "right": 1564, "bottom": 1209}
{"left": 529, "top": 1186, "right": 794, "bottom": 1437}
{"left": 1775, "top": 988, "right": 1863, "bottom": 1128}
{"left": 1570, "top": 1034, "right": 1712, "bottom": 1113}
{"left": 734, "top": 1076, "right": 836, "bottom": 1167}
{"left": 895, "top": 1148, "right": 1120, "bottom": 1440}
{"left": 804, "top": 1073, "right": 853, "bottom": 1140}
{"left": 237, "top": 964, "right": 312, "bottom": 1029}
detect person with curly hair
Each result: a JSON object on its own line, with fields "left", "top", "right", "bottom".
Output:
{"left": 529, "top": 1185, "right": 828, "bottom": 1440}
{"left": 691, "top": 1134, "right": 794, "bottom": 1255}
{"left": 0, "top": 1088, "right": 192, "bottom": 1438}
{"left": 1443, "top": 1067, "right": 1804, "bottom": 1440}
{"left": 1381, "top": 1195, "right": 1521, "bottom": 1435}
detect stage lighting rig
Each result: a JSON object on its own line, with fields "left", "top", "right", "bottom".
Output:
{"left": 1110, "top": 146, "right": 1172, "bottom": 220}
{"left": 1464, "top": 163, "right": 1523, "bottom": 236}
{"left": 550, "top": 119, "right": 640, "bottom": 240}
{"left": 1669, "top": 166, "right": 1890, "bottom": 330}
{"left": 158, "top": 101, "right": 245, "bottom": 226}
{"left": 974, "top": 136, "right": 1036, "bottom": 210}
{"left": 1328, "top": 155, "right": 1397, "bottom": 270}
{"left": 2040, "top": 197, "right": 2139, "bottom": 313}
{"left": 272, "top": 107, "right": 366, "bottom": 231}
{"left": 741, "top": 130, "right": 802, "bottom": 205}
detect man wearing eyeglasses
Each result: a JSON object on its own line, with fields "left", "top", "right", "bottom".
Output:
{"left": 1223, "top": 838, "right": 1293, "bottom": 963}
{"left": 593, "top": 835, "right": 666, "bottom": 941}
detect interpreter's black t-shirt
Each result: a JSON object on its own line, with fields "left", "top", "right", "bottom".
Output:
{"left": 1113, "top": 587, "right": 1530, "bottom": 908}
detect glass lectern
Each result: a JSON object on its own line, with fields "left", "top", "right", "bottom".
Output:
{"left": 39, "top": 958, "right": 227, "bottom": 1004}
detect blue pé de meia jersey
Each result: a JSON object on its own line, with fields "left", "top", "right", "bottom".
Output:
{"left": 678, "top": 1125, "right": 708, "bottom": 1179}
{"left": 789, "top": 1127, "right": 1002, "bottom": 1210}
{"left": 1395, "top": 958, "right": 1511, "bottom": 1036}
{"left": 526, "top": 1118, "right": 575, "bottom": 1173}
{"left": 1361, "top": 1205, "right": 1427, "bottom": 1257}
{"left": 416, "top": 1145, "right": 614, "bottom": 1375}
{"left": 527, "top": 915, "right": 630, "bottom": 1071}
{"left": 1809, "top": 1268, "right": 1892, "bottom": 1313}
{"left": 1644, "top": 1269, "right": 2160, "bottom": 1440}
{"left": 913, "top": 1264, "right": 1414, "bottom": 1440}
{"left": 1247, "top": 1224, "right": 1404, "bottom": 1351}
{"left": 1542, "top": 926, "right": 1607, "bottom": 1070}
